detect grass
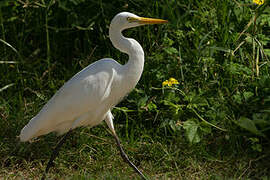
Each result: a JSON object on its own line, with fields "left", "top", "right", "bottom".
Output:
{"left": 1, "top": 0, "right": 270, "bottom": 179}
{"left": 1, "top": 126, "right": 269, "bottom": 179}
{"left": 1, "top": 128, "right": 269, "bottom": 179}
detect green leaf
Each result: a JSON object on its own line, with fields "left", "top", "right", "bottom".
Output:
{"left": 137, "top": 96, "right": 148, "bottom": 108}
{"left": 238, "top": 117, "right": 263, "bottom": 136}
{"left": 183, "top": 119, "right": 201, "bottom": 143}
{"left": 147, "top": 102, "right": 157, "bottom": 111}
{"left": 243, "top": 91, "right": 254, "bottom": 101}
{"left": 200, "top": 124, "right": 212, "bottom": 134}
{"left": 233, "top": 92, "right": 242, "bottom": 104}
{"left": 164, "top": 47, "right": 178, "bottom": 55}
{"left": 227, "top": 63, "right": 252, "bottom": 76}
{"left": 251, "top": 144, "right": 262, "bottom": 152}
{"left": 264, "top": 49, "right": 270, "bottom": 57}
{"left": 169, "top": 120, "right": 181, "bottom": 132}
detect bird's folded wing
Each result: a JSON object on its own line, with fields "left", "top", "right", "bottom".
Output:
{"left": 20, "top": 67, "right": 115, "bottom": 141}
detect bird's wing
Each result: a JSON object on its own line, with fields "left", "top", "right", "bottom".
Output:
{"left": 20, "top": 59, "right": 118, "bottom": 141}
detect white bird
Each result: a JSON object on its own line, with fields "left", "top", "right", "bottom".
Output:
{"left": 20, "top": 12, "right": 167, "bottom": 179}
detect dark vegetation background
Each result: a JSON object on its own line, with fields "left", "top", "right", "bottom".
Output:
{"left": 0, "top": 0, "right": 270, "bottom": 179}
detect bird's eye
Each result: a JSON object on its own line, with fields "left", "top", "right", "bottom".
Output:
{"left": 127, "top": 17, "right": 132, "bottom": 22}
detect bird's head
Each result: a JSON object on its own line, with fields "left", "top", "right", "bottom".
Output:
{"left": 110, "top": 12, "right": 168, "bottom": 30}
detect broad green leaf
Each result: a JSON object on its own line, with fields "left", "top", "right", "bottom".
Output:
{"left": 183, "top": 119, "right": 200, "bottom": 143}
{"left": 264, "top": 49, "right": 270, "bottom": 57}
{"left": 238, "top": 117, "right": 262, "bottom": 136}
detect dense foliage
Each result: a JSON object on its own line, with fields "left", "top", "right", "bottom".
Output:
{"left": 0, "top": 0, "right": 269, "bottom": 179}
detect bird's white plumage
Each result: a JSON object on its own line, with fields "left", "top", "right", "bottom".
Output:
{"left": 20, "top": 12, "right": 167, "bottom": 142}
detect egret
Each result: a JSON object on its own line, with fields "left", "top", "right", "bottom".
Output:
{"left": 20, "top": 12, "right": 167, "bottom": 179}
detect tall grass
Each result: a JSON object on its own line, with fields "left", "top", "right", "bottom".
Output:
{"left": 0, "top": 0, "right": 269, "bottom": 179}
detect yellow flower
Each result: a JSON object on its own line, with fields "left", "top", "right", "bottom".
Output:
{"left": 253, "top": 0, "right": 264, "bottom": 5}
{"left": 162, "top": 80, "right": 170, "bottom": 86}
{"left": 162, "top": 77, "right": 179, "bottom": 87}
{"left": 169, "top": 78, "right": 179, "bottom": 84}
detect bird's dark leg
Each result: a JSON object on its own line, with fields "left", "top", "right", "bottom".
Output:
{"left": 41, "top": 129, "right": 73, "bottom": 180}
{"left": 113, "top": 133, "right": 147, "bottom": 180}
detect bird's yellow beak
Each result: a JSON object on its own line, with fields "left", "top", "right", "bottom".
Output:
{"left": 128, "top": 17, "right": 168, "bottom": 24}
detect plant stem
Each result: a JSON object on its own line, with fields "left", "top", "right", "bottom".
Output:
{"left": 45, "top": 9, "right": 50, "bottom": 69}
{"left": 192, "top": 108, "right": 227, "bottom": 132}
{"left": 41, "top": 0, "right": 51, "bottom": 70}
{"left": 178, "top": 46, "right": 184, "bottom": 82}
{"left": 0, "top": 8, "right": 6, "bottom": 56}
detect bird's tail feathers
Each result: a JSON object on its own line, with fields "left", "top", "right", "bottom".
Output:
{"left": 19, "top": 116, "right": 40, "bottom": 142}
{"left": 20, "top": 124, "right": 33, "bottom": 142}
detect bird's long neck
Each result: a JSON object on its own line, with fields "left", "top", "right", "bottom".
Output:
{"left": 109, "top": 26, "right": 144, "bottom": 87}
